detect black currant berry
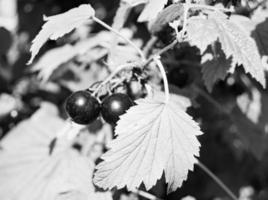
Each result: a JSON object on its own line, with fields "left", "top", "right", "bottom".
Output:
{"left": 101, "top": 93, "right": 134, "bottom": 125}
{"left": 168, "top": 67, "right": 189, "bottom": 88}
{"left": 65, "top": 90, "right": 100, "bottom": 125}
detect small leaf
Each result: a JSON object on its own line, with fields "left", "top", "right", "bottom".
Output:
{"left": 93, "top": 92, "right": 202, "bottom": 193}
{"left": 28, "top": 4, "right": 95, "bottom": 64}
{"left": 138, "top": 0, "right": 168, "bottom": 22}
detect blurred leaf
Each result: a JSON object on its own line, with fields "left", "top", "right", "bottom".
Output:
{"left": 232, "top": 90, "right": 268, "bottom": 159}
{"left": 32, "top": 31, "right": 112, "bottom": 82}
{"left": 150, "top": 3, "right": 183, "bottom": 35}
{"left": 32, "top": 45, "right": 76, "bottom": 82}
{"left": 28, "top": 4, "right": 95, "bottom": 64}
{"left": 0, "top": 102, "right": 105, "bottom": 200}
{"left": 138, "top": 0, "right": 168, "bottom": 22}
{"left": 0, "top": 93, "right": 18, "bottom": 117}
{"left": 94, "top": 92, "right": 202, "bottom": 193}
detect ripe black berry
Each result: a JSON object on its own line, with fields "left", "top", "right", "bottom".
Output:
{"left": 101, "top": 93, "right": 134, "bottom": 125}
{"left": 65, "top": 90, "right": 100, "bottom": 125}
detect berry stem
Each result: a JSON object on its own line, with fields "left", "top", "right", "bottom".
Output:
{"left": 153, "top": 57, "right": 170, "bottom": 103}
{"left": 92, "top": 17, "right": 146, "bottom": 61}
{"left": 92, "top": 62, "right": 141, "bottom": 96}
{"left": 197, "top": 161, "right": 239, "bottom": 200}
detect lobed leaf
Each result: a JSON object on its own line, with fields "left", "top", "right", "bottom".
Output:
{"left": 28, "top": 4, "right": 95, "bottom": 64}
{"left": 94, "top": 92, "right": 202, "bottom": 193}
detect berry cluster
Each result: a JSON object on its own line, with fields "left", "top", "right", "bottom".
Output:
{"left": 65, "top": 90, "right": 134, "bottom": 125}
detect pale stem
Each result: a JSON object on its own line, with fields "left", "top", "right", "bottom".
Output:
{"left": 92, "top": 16, "right": 146, "bottom": 61}
{"left": 143, "top": 36, "right": 158, "bottom": 58}
{"left": 197, "top": 161, "right": 239, "bottom": 200}
{"left": 153, "top": 57, "right": 170, "bottom": 103}
{"left": 179, "top": 1, "right": 190, "bottom": 41}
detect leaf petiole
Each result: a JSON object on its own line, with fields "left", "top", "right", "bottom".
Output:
{"left": 153, "top": 57, "right": 170, "bottom": 103}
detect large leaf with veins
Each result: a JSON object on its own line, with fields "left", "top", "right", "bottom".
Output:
{"left": 94, "top": 93, "right": 202, "bottom": 193}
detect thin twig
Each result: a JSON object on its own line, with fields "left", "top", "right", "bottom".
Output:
{"left": 93, "top": 16, "right": 146, "bottom": 61}
{"left": 143, "top": 36, "right": 158, "bottom": 58}
{"left": 197, "top": 161, "right": 239, "bottom": 200}
{"left": 92, "top": 62, "right": 141, "bottom": 96}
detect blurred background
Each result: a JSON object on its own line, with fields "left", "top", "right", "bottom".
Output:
{"left": 0, "top": 0, "right": 268, "bottom": 200}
